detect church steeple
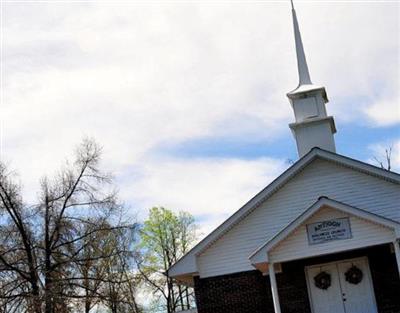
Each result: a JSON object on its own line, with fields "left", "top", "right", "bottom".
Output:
{"left": 291, "top": 0, "right": 312, "bottom": 86}
{"left": 287, "top": 1, "right": 337, "bottom": 158}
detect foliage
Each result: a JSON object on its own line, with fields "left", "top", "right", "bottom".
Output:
{"left": 138, "top": 207, "right": 197, "bottom": 313}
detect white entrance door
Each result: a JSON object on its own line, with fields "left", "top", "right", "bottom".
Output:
{"left": 306, "top": 257, "right": 378, "bottom": 313}
{"left": 306, "top": 263, "right": 345, "bottom": 313}
{"left": 337, "top": 258, "right": 377, "bottom": 313}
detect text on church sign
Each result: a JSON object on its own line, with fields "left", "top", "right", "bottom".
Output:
{"left": 306, "top": 218, "right": 352, "bottom": 245}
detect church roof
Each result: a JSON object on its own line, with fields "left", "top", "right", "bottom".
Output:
{"left": 168, "top": 148, "right": 400, "bottom": 279}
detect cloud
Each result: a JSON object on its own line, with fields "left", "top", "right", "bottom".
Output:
{"left": 118, "top": 156, "right": 287, "bottom": 236}
{"left": 296, "top": 2, "right": 400, "bottom": 126}
{"left": 365, "top": 99, "right": 400, "bottom": 127}
{"left": 1, "top": 2, "right": 399, "bottom": 228}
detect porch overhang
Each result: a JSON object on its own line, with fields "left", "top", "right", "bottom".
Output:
{"left": 249, "top": 197, "right": 400, "bottom": 269}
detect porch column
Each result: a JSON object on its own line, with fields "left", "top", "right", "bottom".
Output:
{"left": 394, "top": 239, "right": 400, "bottom": 278}
{"left": 269, "top": 262, "right": 282, "bottom": 313}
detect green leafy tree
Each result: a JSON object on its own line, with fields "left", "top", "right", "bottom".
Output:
{"left": 138, "top": 207, "right": 197, "bottom": 313}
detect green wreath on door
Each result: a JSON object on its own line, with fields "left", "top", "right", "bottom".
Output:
{"left": 314, "top": 271, "right": 331, "bottom": 290}
{"left": 345, "top": 265, "right": 363, "bottom": 285}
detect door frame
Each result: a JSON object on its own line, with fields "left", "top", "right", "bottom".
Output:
{"left": 304, "top": 256, "right": 378, "bottom": 313}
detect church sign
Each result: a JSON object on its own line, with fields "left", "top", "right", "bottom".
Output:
{"left": 307, "top": 218, "right": 352, "bottom": 245}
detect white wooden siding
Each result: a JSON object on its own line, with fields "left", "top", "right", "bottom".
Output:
{"left": 197, "top": 159, "right": 400, "bottom": 278}
{"left": 269, "top": 206, "right": 395, "bottom": 263}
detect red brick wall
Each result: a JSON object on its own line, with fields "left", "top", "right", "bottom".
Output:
{"left": 193, "top": 244, "right": 400, "bottom": 313}
{"left": 194, "top": 270, "right": 274, "bottom": 313}
{"left": 276, "top": 262, "right": 312, "bottom": 313}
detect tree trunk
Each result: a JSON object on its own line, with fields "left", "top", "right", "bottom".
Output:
{"left": 185, "top": 287, "right": 190, "bottom": 309}
{"left": 30, "top": 284, "right": 43, "bottom": 313}
{"left": 85, "top": 289, "right": 91, "bottom": 313}
{"left": 44, "top": 198, "right": 53, "bottom": 313}
{"left": 178, "top": 285, "right": 184, "bottom": 310}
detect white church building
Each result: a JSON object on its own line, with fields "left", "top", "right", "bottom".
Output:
{"left": 168, "top": 3, "right": 400, "bottom": 313}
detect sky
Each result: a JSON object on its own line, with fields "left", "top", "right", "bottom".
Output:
{"left": 1, "top": 0, "right": 399, "bottom": 237}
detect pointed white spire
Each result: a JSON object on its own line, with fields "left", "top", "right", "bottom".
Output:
{"left": 291, "top": 0, "right": 312, "bottom": 86}
{"left": 287, "top": 0, "right": 336, "bottom": 158}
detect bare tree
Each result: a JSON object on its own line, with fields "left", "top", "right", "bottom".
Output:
{"left": 373, "top": 146, "right": 393, "bottom": 171}
{"left": 75, "top": 223, "right": 142, "bottom": 313}
{"left": 0, "top": 162, "right": 42, "bottom": 313}
{"left": 100, "top": 228, "right": 142, "bottom": 313}
{"left": 0, "top": 138, "right": 141, "bottom": 313}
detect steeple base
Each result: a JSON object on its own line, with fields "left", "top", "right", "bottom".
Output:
{"left": 290, "top": 116, "right": 336, "bottom": 157}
